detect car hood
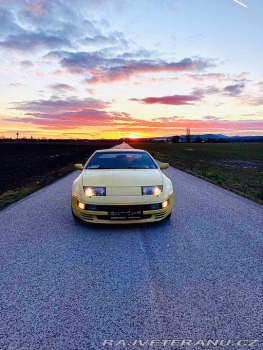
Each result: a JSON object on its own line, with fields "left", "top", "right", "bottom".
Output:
{"left": 82, "top": 169, "right": 163, "bottom": 187}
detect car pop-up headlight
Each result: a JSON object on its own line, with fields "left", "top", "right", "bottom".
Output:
{"left": 142, "top": 185, "right": 163, "bottom": 196}
{"left": 83, "top": 186, "right": 106, "bottom": 197}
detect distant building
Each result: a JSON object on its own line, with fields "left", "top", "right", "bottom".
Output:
{"left": 152, "top": 137, "right": 169, "bottom": 142}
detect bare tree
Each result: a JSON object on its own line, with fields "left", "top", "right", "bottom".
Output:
{"left": 171, "top": 136, "right": 180, "bottom": 143}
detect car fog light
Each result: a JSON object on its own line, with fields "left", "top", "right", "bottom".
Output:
{"left": 78, "top": 201, "right": 85, "bottom": 210}
{"left": 162, "top": 200, "right": 169, "bottom": 208}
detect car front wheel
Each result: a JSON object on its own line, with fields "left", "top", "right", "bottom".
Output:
{"left": 71, "top": 208, "right": 81, "bottom": 221}
{"left": 165, "top": 213, "right": 172, "bottom": 220}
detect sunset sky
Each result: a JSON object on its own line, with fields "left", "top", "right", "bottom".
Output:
{"left": 0, "top": 0, "right": 263, "bottom": 139}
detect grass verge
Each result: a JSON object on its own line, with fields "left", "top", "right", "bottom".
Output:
{"left": 1, "top": 142, "right": 262, "bottom": 210}
{"left": 0, "top": 163, "right": 75, "bottom": 210}
{"left": 132, "top": 142, "right": 263, "bottom": 205}
{"left": 0, "top": 141, "right": 118, "bottom": 210}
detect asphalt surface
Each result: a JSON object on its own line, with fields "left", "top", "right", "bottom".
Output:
{"left": 0, "top": 166, "right": 262, "bottom": 350}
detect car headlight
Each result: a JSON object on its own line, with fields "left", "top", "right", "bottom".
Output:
{"left": 83, "top": 186, "right": 106, "bottom": 196}
{"left": 142, "top": 185, "right": 163, "bottom": 196}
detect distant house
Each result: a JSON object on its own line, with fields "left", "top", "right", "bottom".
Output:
{"left": 152, "top": 137, "right": 169, "bottom": 143}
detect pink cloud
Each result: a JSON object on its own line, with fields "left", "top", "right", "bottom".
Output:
{"left": 185, "top": 72, "right": 250, "bottom": 83}
{"left": 56, "top": 52, "right": 213, "bottom": 84}
{"left": 4, "top": 110, "right": 132, "bottom": 130}
{"left": 6, "top": 96, "right": 262, "bottom": 135}
{"left": 4, "top": 110, "right": 263, "bottom": 135}
{"left": 88, "top": 59, "right": 212, "bottom": 84}
{"left": 114, "top": 118, "right": 263, "bottom": 136}
{"left": 47, "top": 83, "right": 76, "bottom": 93}
{"left": 11, "top": 97, "right": 109, "bottom": 113}
{"left": 23, "top": 0, "right": 46, "bottom": 16}
{"left": 130, "top": 95, "right": 201, "bottom": 105}
{"left": 186, "top": 73, "right": 232, "bottom": 82}
{"left": 244, "top": 97, "right": 263, "bottom": 106}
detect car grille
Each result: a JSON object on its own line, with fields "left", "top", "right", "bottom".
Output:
{"left": 154, "top": 212, "right": 166, "bottom": 220}
{"left": 85, "top": 204, "right": 161, "bottom": 211}
{"left": 79, "top": 212, "right": 94, "bottom": 221}
{"left": 96, "top": 214, "right": 152, "bottom": 221}
{"left": 78, "top": 204, "right": 168, "bottom": 222}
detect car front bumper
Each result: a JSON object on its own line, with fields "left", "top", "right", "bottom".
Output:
{"left": 71, "top": 193, "right": 174, "bottom": 224}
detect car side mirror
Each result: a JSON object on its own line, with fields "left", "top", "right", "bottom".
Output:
{"left": 74, "top": 164, "right": 84, "bottom": 171}
{"left": 160, "top": 163, "right": 169, "bottom": 170}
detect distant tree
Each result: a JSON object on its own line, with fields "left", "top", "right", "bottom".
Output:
{"left": 171, "top": 136, "right": 180, "bottom": 143}
{"left": 126, "top": 137, "right": 138, "bottom": 143}
{"left": 218, "top": 138, "right": 226, "bottom": 143}
{"left": 195, "top": 136, "right": 202, "bottom": 143}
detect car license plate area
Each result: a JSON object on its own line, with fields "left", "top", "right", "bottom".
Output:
{"left": 109, "top": 210, "right": 142, "bottom": 220}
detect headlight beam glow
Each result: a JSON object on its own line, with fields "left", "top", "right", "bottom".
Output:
{"left": 162, "top": 200, "right": 169, "bottom": 208}
{"left": 83, "top": 186, "right": 106, "bottom": 196}
{"left": 142, "top": 185, "right": 163, "bottom": 196}
{"left": 77, "top": 201, "right": 85, "bottom": 210}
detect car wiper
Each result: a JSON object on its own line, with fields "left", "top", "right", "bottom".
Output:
{"left": 87, "top": 167, "right": 112, "bottom": 169}
{"left": 127, "top": 166, "right": 145, "bottom": 169}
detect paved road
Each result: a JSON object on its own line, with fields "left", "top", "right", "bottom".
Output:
{"left": 0, "top": 166, "right": 262, "bottom": 350}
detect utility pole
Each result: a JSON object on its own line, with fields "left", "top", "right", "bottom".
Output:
{"left": 186, "top": 127, "right": 191, "bottom": 143}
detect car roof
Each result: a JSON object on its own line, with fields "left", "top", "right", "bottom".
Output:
{"left": 94, "top": 148, "right": 146, "bottom": 153}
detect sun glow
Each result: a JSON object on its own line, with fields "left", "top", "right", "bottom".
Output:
{"left": 127, "top": 134, "right": 139, "bottom": 139}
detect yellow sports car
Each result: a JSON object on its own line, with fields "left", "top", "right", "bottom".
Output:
{"left": 71, "top": 148, "right": 174, "bottom": 224}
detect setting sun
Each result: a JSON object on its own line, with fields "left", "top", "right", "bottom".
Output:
{"left": 127, "top": 134, "right": 139, "bottom": 139}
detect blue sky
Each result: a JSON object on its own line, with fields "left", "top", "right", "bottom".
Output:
{"left": 0, "top": 0, "right": 262, "bottom": 139}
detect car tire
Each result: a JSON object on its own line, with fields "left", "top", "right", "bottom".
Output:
{"left": 72, "top": 208, "right": 81, "bottom": 221}
{"left": 165, "top": 213, "right": 172, "bottom": 220}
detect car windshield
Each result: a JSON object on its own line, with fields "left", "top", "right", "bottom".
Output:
{"left": 86, "top": 151, "right": 157, "bottom": 169}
